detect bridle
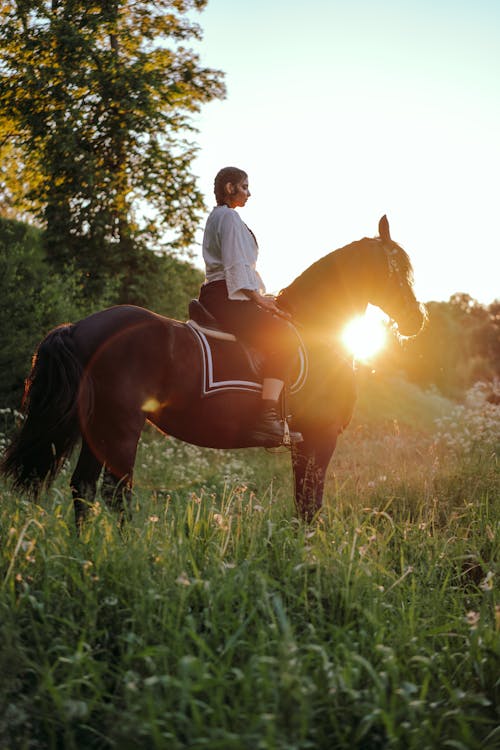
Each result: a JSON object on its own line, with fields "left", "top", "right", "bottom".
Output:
{"left": 384, "top": 242, "right": 406, "bottom": 289}
{"left": 374, "top": 240, "right": 422, "bottom": 332}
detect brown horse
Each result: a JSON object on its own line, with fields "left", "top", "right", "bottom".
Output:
{"left": 1, "top": 216, "right": 425, "bottom": 526}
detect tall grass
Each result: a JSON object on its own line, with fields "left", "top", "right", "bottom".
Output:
{"left": 0, "top": 378, "right": 498, "bottom": 749}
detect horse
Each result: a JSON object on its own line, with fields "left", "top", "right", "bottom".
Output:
{"left": 1, "top": 216, "right": 425, "bottom": 527}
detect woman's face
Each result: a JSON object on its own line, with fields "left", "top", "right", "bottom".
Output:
{"left": 225, "top": 177, "right": 251, "bottom": 208}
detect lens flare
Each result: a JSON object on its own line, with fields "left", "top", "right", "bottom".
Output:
{"left": 141, "top": 397, "right": 161, "bottom": 413}
{"left": 341, "top": 307, "right": 388, "bottom": 361}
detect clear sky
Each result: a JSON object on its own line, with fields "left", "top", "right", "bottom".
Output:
{"left": 190, "top": 0, "right": 500, "bottom": 305}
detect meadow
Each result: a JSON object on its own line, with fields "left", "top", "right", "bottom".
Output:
{"left": 0, "top": 372, "right": 498, "bottom": 750}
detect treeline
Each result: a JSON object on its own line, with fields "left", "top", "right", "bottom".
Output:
{"left": 2, "top": 213, "right": 498, "bottom": 409}
{"left": 0, "top": 216, "right": 202, "bottom": 408}
{"left": 378, "top": 294, "right": 500, "bottom": 398}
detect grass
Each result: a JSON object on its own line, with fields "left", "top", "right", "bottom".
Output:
{"left": 0, "top": 375, "right": 499, "bottom": 749}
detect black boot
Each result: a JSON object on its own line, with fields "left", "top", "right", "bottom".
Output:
{"left": 249, "top": 401, "right": 303, "bottom": 447}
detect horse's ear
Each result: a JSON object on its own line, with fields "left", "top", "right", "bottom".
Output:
{"left": 378, "top": 215, "right": 391, "bottom": 243}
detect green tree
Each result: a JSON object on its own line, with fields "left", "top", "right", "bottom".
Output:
{"left": 382, "top": 294, "right": 500, "bottom": 397}
{"left": 0, "top": 0, "right": 224, "bottom": 300}
{"left": 0, "top": 214, "right": 202, "bottom": 408}
{"left": 484, "top": 300, "right": 500, "bottom": 374}
{"left": 0, "top": 217, "right": 95, "bottom": 408}
{"left": 0, "top": 117, "right": 38, "bottom": 222}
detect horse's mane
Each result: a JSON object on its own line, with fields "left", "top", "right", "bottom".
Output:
{"left": 277, "top": 233, "right": 415, "bottom": 326}
{"left": 276, "top": 238, "right": 375, "bottom": 318}
{"left": 278, "top": 239, "right": 370, "bottom": 298}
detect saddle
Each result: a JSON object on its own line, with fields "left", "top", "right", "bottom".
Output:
{"left": 188, "top": 300, "right": 238, "bottom": 342}
{"left": 187, "top": 300, "right": 263, "bottom": 396}
{"left": 186, "top": 299, "right": 308, "bottom": 399}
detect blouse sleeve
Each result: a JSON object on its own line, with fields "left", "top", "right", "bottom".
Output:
{"left": 218, "top": 211, "right": 264, "bottom": 298}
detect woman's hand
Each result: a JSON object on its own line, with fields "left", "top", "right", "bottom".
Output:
{"left": 245, "top": 291, "right": 291, "bottom": 319}
{"left": 257, "top": 294, "right": 280, "bottom": 313}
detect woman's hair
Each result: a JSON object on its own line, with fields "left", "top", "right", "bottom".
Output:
{"left": 214, "top": 166, "right": 247, "bottom": 205}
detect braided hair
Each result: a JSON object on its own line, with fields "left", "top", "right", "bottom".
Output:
{"left": 214, "top": 167, "right": 248, "bottom": 205}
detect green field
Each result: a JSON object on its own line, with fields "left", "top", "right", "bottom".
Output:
{"left": 1, "top": 374, "right": 499, "bottom": 749}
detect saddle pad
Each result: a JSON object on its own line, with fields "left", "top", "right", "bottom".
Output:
{"left": 187, "top": 321, "right": 309, "bottom": 398}
{"left": 188, "top": 322, "right": 263, "bottom": 396}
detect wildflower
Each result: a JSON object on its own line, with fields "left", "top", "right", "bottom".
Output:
{"left": 176, "top": 571, "right": 191, "bottom": 586}
{"left": 213, "top": 513, "right": 229, "bottom": 530}
{"left": 386, "top": 565, "right": 414, "bottom": 592}
{"left": 148, "top": 515, "right": 159, "bottom": 523}
{"left": 479, "top": 571, "right": 494, "bottom": 592}
{"left": 465, "top": 610, "right": 480, "bottom": 630}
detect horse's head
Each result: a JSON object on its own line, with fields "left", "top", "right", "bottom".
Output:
{"left": 277, "top": 216, "right": 426, "bottom": 339}
{"left": 370, "top": 215, "right": 426, "bottom": 337}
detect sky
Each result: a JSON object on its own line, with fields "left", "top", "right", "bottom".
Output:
{"left": 189, "top": 0, "right": 500, "bottom": 305}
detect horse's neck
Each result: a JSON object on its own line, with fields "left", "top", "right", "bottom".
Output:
{"left": 279, "top": 239, "right": 375, "bottom": 333}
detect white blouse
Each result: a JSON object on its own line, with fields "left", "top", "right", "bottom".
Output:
{"left": 202, "top": 205, "right": 266, "bottom": 300}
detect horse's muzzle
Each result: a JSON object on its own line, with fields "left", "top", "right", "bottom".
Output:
{"left": 396, "top": 302, "right": 427, "bottom": 337}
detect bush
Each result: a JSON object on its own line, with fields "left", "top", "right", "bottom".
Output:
{"left": 0, "top": 219, "right": 83, "bottom": 407}
{"left": 0, "top": 217, "right": 203, "bottom": 409}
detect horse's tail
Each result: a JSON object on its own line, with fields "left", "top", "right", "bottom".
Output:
{"left": 1, "top": 323, "right": 85, "bottom": 498}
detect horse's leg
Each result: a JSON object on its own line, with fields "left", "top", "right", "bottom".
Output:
{"left": 291, "top": 430, "right": 338, "bottom": 522}
{"left": 70, "top": 440, "right": 103, "bottom": 532}
{"left": 94, "top": 411, "right": 145, "bottom": 525}
{"left": 101, "top": 467, "right": 133, "bottom": 525}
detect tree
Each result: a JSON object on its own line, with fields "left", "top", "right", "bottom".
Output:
{"left": 0, "top": 0, "right": 224, "bottom": 299}
{"left": 484, "top": 301, "right": 500, "bottom": 374}
{"left": 0, "top": 214, "right": 204, "bottom": 409}
{"left": 381, "top": 294, "right": 500, "bottom": 397}
{"left": 0, "top": 117, "right": 39, "bottom": 222}
{"left": 0, "top": 216, "right": 94, "bottom": 408}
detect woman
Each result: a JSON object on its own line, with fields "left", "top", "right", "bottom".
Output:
{"left": 198, "top": 166, "right": 302, "bottom": 447}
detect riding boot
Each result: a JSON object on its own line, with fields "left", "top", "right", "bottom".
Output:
{"left": 249, "top": 400, "right": 303, "bottom": 447}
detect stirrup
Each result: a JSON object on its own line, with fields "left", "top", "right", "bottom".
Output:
{"left": 283, "top": 419, "right": 292, "bottom": 446}
{"left": 281, "top": 418, "right": 302, "bottom": 445}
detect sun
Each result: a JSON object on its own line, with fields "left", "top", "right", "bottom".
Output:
{"left": 341, "top": 306, "right": 388, "bottom": 361}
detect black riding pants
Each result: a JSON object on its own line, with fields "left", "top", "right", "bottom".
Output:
{"left": 199, "top": 280, "right": 296, "bottom": 381}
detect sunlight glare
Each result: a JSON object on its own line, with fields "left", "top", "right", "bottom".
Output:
{"left": 141, "top": 397, "right": 161, "bottom": 413}
{"left": 341, "top": 306, "right": 388, "bottom": 361}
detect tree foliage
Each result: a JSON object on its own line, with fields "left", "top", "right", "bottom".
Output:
{"left": 0, "top": 216, "right": 89, "bottom": 407}
{"left": 0, "top": 215, "right": 203, "bottom": 408}
{"left": 380, "top": 294, "right": 500, "bottom": 397}
{"left": 0, "top": 0, "right": 224, "bottom": 299}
